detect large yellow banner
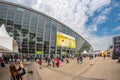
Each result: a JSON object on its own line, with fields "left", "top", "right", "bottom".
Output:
{"left": 56, "top": 32, "right": 76, "bottom": 48}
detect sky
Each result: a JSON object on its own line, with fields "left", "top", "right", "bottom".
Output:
{"left": 3, "top": 0, "right": 120, "bottom": 51}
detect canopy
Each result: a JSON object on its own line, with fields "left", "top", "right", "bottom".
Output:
{"left": 0, "top": 45, "right": 12, "bottom": 52}
{"left": 82, "top": 50, "right": 88, "bottom": 54}
{"left": 0, "top": 24, "right": 11, "bottom": 38}
{"left": 0, "top": 24, "right": 18, "bottom": 52}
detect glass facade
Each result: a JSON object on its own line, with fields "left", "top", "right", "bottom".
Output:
{"left": 0, "top": 1, "right": 93, "bottom": 58}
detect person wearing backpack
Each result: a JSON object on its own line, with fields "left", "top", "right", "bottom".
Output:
{"left": 9, "top": 61, "right": 26, "bottom": 80}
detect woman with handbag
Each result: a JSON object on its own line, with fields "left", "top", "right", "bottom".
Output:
{"left": 9, "top": 61, "right": 26, "bottom": 80}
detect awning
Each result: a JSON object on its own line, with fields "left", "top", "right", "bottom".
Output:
{"left": 0, "top": 45, "right": 13, "bottom": 52}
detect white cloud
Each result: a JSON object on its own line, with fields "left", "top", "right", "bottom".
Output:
{"left": 96, "top": 15, "right": 107, "bottom": 24}
{"left": 86, "top": 14, "right": 108, "bottom": 35}
{"left": 87, "top": 0, "right": 111, "bottom": 16}
{"left": 101, "top": 7, "right": 112, "bottom": 15}
{"left": 87, "top": 25, "right": 97, "bottom": 33}
{"left": 113, "top": 26, "right": 120, "bottom": 31}
{"left": 90, "top": 33, "right": 120, "bottom": 50}
{"left": 86, "top": 7, "right": 112, "bottom": 36}
{"left": 3, "top": 0, "right": 113, "bottom": 51}
{"left": 118, "top": 13, "right": 120, "bottom": 17}
{"left": 3, "top": 0, "right": 37, "bottom": 7}
{"left": 90, "top": 36, "right": 112, "bottom": 50}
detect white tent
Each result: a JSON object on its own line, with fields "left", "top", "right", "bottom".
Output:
{"left": 0, "top": 24, "right": 18, "bottom": 52}
{"left": 82, "top": 50, "right": 88, "bottom": 54}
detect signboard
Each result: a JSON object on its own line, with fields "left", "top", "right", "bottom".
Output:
{"left": 62, "top": 51, "right": 67, "bottom": 55}
{"left": 56, "top": 32, "right": 76, "bottom": 48}
{"left": 114, "top": 37, "right": 120, "bottom": 54}
{"left": 113, "top": 36, "right": 120, "bottom": 59}
{"left": 35, "top": 51, "right": 43, "bottom": 55}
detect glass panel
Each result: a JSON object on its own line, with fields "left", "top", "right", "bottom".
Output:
{"left": 14, "top": 7, "right": 24, "bottom": 25}
{"left": 29, "top": 13, "right": 38, "bottom": 33}
{"left": 29, "top": 41, "right": 35, "bottom": 53}
{"left": 36, "top": 14, "right": 45, "bottom": 43}
{"left": 14, "top": 8, "right": 24, "bottom": 46}
{"left": 22, "top": 38, "right": 29, "bottom": 53}
{"left": 29, "top": 33, "right": 36, "bottom": 42}
{"left": 80, "top": 42, "right": 90, "bottom": 53}
{"left": 44, "top": 17, "right": 51, "bottom": 41}
{"left": 44, "top": 41, "right": 49, "bottom": 54}
{"left": 6, "top": 5, "right": 16, "bottom": 37}
{"left": 22, "top": 29, "right": 29, "bottom": 38}
{"left": 37, "top": 37, "right": 43, "bottom": 43}
{"left": 0, "top": 4, "right": 8, "bottom": 25}
{"left": 21, "top": 10, "right": 32, "bottom": 53}
{"left": 36, "top": 43, "right": 42, "bottom": 51}
{"left": 22, "top": 10, "right": 31, "bottom": 38}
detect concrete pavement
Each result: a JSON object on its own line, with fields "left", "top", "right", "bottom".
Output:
{"left": 35, "top": 57, "right": 120, "bottom": 80}
{"left": 0, "top": 57, "right": 120, "bottom": 80}
{"left": 0, "top": 65, "right": 10, "bottom": 80}
{"left": 81, "top": 58, "right": 120, "bottom": 80}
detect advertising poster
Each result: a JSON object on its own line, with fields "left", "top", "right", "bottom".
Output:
{"left": 56, "top": 32, "right": 76, "bottom": 48}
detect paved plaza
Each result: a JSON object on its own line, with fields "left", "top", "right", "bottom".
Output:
{"left": 0, "top": 57, "right": 120, "bottom": 80}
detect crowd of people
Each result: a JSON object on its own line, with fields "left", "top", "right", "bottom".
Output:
{"left": 0, "top": 52, "right": 107, "bottom": 68}
{"left": 0, "top": 53, "right": 102, "bottom": 68}
{"left": 0, "top": 52, "right": 109, "bottom": 80}
{"left": 36, "top": 55, "right": 84, "bottom": 69}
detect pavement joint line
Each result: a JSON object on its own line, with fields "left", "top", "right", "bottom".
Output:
{"left": 78, "top": 60, "right": 98, "bottom": 76}
{"left": 33, "top": 63, "right": 43, "bottom": 80}
{"left": 78, "top": 65, "right": 92, "bottom": 76}
{"left": 24, "top": 62, "right": 43, "bottom": 80}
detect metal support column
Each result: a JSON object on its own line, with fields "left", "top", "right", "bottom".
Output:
{"left": 60, "top": 47, "right": 63, "bottom": 59}
{"left": 48, "top": 23, "right": 52, "bottom": 57}
{"left": 42, "top": 21, "right": 46, "bottom": 58}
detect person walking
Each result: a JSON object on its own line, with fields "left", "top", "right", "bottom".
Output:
{"left": 66, "top": 57, "right": 69, "bottom": 64}
{"left": 47, "top": 57, "right": 51, "bottom": 67}
{"left": 80, "top": 55, "right": 83, "bottom": 64}
{"left": 52, "top": 58, "right": 55, "bottom": 67}
{"left": 103, "top": 54, "right": 106, "bottom": 60}
{"left": 56, "top": 57, "right": 60, "bottom": 68}
{"left": 9, "top": 61, "right": 26, "bottom": 80}
{"left": 38, "top": 58, "right": 42, "bottom": 69}
{"left": 0, "top": 57, "right": 5, "bottom": 68}
{"left": 77, "top": 56, "right": 80, "bottom": 64}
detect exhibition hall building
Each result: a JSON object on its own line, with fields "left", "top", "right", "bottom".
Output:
{"left": 0, "top": 1, "right": 93, "bottom": 58}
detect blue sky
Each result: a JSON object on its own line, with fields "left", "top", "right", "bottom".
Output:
{"left": 86, "top": 0, "right": 120, "bottom": 37}
{"left": 4, "top": 0, "right": 120, "bottom": 50}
